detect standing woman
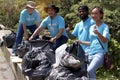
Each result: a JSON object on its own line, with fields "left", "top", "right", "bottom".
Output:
{"left": 87, "top": 6, "right": 110, "bottom": 79}
{"left": 12, "top": 1, "right": 41, "bottom": 55}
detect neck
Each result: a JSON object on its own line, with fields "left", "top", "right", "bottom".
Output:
{"left": 96, "top": 20, "right": 102, "bottom": 27}
{"left": 82, "top": 16, "right": 88, "bottom": 22}
{"left": 50, "top": 14, "right": 57, "bottom": 19}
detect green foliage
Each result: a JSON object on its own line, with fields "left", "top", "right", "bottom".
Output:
{"left": 0, "top": 0, "right": 27, "bottom": 29}
{"left": 0, "top": 0, "right": 120, "bottom": 79}
{"left": 58, "top": 0, "right": 120, "bottom": 79}
{"left": 97, "top": 38, "right": 120, "bottom": 79}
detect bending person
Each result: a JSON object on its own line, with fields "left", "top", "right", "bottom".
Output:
{"left": 12, "top": 1, "right": 40, "bottom": 56}
{"left": 29, "top": 4, "right": 68, "bottom": 50}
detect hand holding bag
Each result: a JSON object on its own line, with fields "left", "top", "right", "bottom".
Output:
{"left": 97, "top": 38, "right": 114, "bottom": 70}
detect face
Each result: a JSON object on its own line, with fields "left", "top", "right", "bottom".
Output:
{"left": 91, "top": 8, "right": 103, "bottom": 22}
{"left": 27, "top": 7, "right": 34, "bottom": 14}
{"left": 78, "top": 9, "right": 88, "bottom": 20}
{"left": 47, "top": 8, "right": 56, "bottom": 18}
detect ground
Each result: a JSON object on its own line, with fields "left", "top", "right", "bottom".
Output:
{"left": 0, "top": 48, "right": 15, "bottom": 80}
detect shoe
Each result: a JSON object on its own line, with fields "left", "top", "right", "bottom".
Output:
{"left": 11, "top": 52, "right": 17, "bottom": 56}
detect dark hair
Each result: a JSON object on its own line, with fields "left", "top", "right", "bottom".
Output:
{"left": 78, "top": 5, "right": 89, "bottom": 12}
{"left": 91, "top": 6, "right": 104, "bottom": 19}
{"left": 44, "top": 4, "right": 59, "bottom": 13}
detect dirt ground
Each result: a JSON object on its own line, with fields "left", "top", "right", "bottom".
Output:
{"left": 0, "top": 48, "right": 15, "bottom": 80}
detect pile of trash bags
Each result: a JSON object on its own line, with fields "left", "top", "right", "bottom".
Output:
{"left": 22, "top": 40, "right": 88, "bottom": 80}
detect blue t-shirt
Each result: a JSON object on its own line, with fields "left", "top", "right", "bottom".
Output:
{"left": 72, "top": 17, "right": 95, "bottom": 52}
{"left": 89, "top": 22, "right": 110, "bottom": 55}
{"left": 41, "top": 14, "right": 68, "bottom": 37}
{"left": 19, "top": 9, "right": 40, "bottom": 26}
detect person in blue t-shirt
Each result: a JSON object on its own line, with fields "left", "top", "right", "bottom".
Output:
{"left": 88, "top": 6, "right": 110, "bottom": 80}
{"left": 66, "top": 5, "right": 95, "bottom": 56}
{"left": 12, "top": 1, "right": 40, "bottom": 55}
{"left": 29, "top": 4, "right": 68, "bottom": 50}
{"left": 80, "top": 6, "right": 110, "bottom": 79}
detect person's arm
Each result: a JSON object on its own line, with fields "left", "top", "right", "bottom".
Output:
{"left": 22, "top": 23, "right": 28, "bottom": 40}
{"left": 49, "top": 28, "right": 64, "bottom": 42}
{"left": 29, "top": 25, "right": 43, "bottom": 40}
{"left": 67, "top": 31, "right": 76, "bottom": 39}
{"left": 94, "top": 27, "right": 107, "bottom": 43}
{"left": 97, "top": 32, "right": 107, "bottom": 43}
{"left": 78, "top": 40, "right": 90, "bottom": 46}
{"left": 66, "top": 26, "right": 76, "bottom": 39}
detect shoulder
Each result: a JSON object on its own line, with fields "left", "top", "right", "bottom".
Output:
{"left": 75, "top": 21, "right": 82, "bottom": 26}
{"left": 88, "top": 17, "right": 95, "bottom": 24}
{"left": 34, "top": 9, "right": 40, "bottom": 14}
{"left": 101, "top": 22, "right": 109, "bottom": 28}
{"left": 102, "top": 22, "right": 108, "bottom": 26}
{"left": 42, "top": 16, "right": 50, "bottom": 22}
{"left": 21, "top": 9, "right": 27, "bottom": 14}
{"left": 56, "top": 15, "right": 64, "bottom": 21}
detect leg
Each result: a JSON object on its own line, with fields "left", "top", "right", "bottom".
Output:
{"left": 13, "top": 23, "right": 24, "bottom": 55}
{"left": 87, "top": 53, "right": 104, "bottom": 80}
{"left": 53, "top": 35, "right": 68, "bottom": 50}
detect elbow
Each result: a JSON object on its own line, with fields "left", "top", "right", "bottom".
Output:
{"left": 102, "top": 38, "right": 107, "bottom": 43}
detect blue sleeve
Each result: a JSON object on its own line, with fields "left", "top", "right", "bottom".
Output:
{"left": 40, "top": 18, "right": 47, "bottom": 28}
{"left": 58, "top": 18, "right": 65, "bottom": 29}
{"left": 35, "top": 10, "right": 41, "bottom": 23}
{"left": 72, "top": 24, "right": 79, "bottom": 37}
{"left": 19, "top": 10, "right": 26, "bottom": 24}
{"left": 103, "top": 25, "right": 110, "bottom": 40}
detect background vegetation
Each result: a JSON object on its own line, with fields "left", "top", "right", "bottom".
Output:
{"left": 0, "top": 0, "right": 120, "bottom": 79}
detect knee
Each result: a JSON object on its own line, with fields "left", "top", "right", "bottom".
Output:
{"left": 87, "top": 67, "right": 96, "bottom": 75}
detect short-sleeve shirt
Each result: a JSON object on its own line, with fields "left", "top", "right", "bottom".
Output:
{"left": 40, "top": 14, "right": 68, "bottom": 37}
{"left": 72, "top": 17, "right": 95, "bottom": 52}
{"left": 89, "top": 22, "right": 110, "bottom": 55}
{"left": 19, "top": 9, "right": 40, "bottom": 26}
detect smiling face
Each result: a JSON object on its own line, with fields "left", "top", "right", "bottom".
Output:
{"left": 78, "top": 9, "right": 88, "bottom": 20}
{"left": 91, "top": 7, "right": 103, "bottom": 22}
{"left": 27, "top": 7, "right": 34, "bottom": 14}
{"left": 47, "top": 8, "right": 56, "bottom": 18}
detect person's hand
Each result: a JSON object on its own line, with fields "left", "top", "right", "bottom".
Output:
{"left": 49, "top": 37, "right": 56, "bottom": 43}
{"left": 94, "top": 29, "right": 99, "bottom": 35}
{"left": 75, "top": 40, "right": 82, "bottom": 44}
{"left": 66, "top": 23, "right": 71, "bottom": 33}
{"left": 94, "top": 26, "right": 99, "bottom": 35}
{"left": 29, "top": 36, "right": 33, "bottom": 41}
{"left": 24, "top": 33, "right": 28, "bottom": 40}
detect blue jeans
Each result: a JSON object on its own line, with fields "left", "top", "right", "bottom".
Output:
{"left": 53, "top": 35, "right": 68, "bottom": 50}
{"left": 42, "top": 35, "right": 68, "bottom": 50}
{"left": 12, "top": 23, "right": 39, "bottom": 55}
{"left": 87, "top": 53, "right": 104, "bottom": 80}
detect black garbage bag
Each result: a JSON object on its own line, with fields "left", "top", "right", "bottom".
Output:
{"left": 16, "top": 40, "right": 30, "bottom": 58}
{"left": 65, "top": 42, "right": 88, "bottom": 75}
{"left": 29, "top": 40, "right": 53, "bottom": 50}
{"left": 47, "top": 66, "right": 88, "bottom": 80}
{"left": 65, "top": 42, "right": 86, "bottom": 62}
{"left": 22, "top": 41, "right": 55, "bottom": 80}
{"left": 51, "top": 43, "right": 88, "bottom": 80}
{"left": 2, "top": 31, "right": 16, "bottom": 48}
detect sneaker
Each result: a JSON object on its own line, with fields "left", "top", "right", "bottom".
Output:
{"left": 11, "top": 52, "right": 17, "bottom": 56}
